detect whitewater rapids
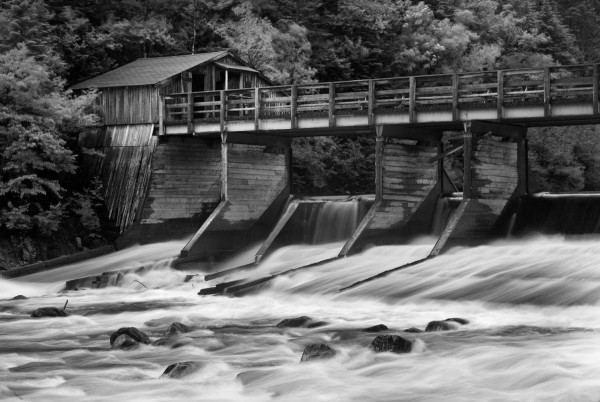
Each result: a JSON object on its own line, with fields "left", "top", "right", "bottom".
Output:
{"left": 1, "top": 237, "right": 600, "bottom": 401}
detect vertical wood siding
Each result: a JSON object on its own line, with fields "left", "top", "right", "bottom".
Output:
{"left": 79, "top": 124, "right": 157, "bottom": 232}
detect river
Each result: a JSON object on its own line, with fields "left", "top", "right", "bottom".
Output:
{"left": 1, "top": 234, "right": 599, "bottom": 401}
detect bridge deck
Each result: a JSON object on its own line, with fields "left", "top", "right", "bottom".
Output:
{"left": 161, "top": 64, "right": 600, "bottom": 136}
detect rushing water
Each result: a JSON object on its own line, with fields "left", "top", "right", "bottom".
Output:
{"left": 1, "top": 236, "right": 600, "bottom": 401}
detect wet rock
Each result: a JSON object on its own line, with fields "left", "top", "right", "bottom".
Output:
{"left": 425, "top": 320, "right": 459, "bottom": 332}
{"left": 369, "top": 335, "right": 412, "bottom": 353}
{"left": 31, "top": 307, "right": 68, "bottom": 318}
{"left": 364, "top": 324, "right": 388, "bottom": 333}
{"left": 403, "top": 327, "right": 423, "bottom": 333}
{"left": 109, "top": 327, "right": 150, "bottom": 346}
{"left": 65, "top": 272, "right": 124, "bottom": 291}
{"left": 161, "top": 322, "right": 190, "bottom": 338}
{"left": 151, "top": 336, "right": 193, "bottom": 349}
{"left": 11, "top": 295, "right": 28, "bottom": 300}
{"left": 112, "top": 334, "right": 139, "bottom": 350}
{"left": 161, "top": 361, "right": 204, "bottom": 378}
{"left": 445, "top": 317, "right": 469, "bottom": 325}
{"left": 276, "top": 316, "right": 312, "bottom": 328}
{"left": 300, "top": 343, "right": 337, "bottom": 362}
{"left": 276, "top": 316, "right": 326, "bottom": 328}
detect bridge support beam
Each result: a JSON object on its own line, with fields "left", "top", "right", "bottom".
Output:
{"left": 431, "top": 122, "right": 528, "bottom": 255}
{"left": 180, "top": 133, "right": 291, "bottom": 260}
{"left": 340, "top": 125, "right": 446, "bottom": 256}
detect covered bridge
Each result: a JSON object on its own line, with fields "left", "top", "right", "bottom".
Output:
{"left": 74, "top": 52, "right": 272, "bottom": 240}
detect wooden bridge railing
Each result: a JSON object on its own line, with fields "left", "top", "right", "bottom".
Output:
{"left": 161, "top": 64, "right": 600, "bottom": 133}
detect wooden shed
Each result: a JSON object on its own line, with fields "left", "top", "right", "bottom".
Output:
{"left": 73, "top": 51, "right": 270, "bottom": 236}
{"left": 71, "top": 51, "right": 271, "bottom": 126}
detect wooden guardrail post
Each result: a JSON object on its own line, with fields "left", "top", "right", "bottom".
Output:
{"left": 594, "top": 64, "right": 599, "bottom": 116}
{"left": 368, "top": 79, "right": 375, "bottom": 125}
{"left": 291, "top": 84, "right": 298, "bottom": 129}
{"left": 544, "top": 67, "right": 551, "bottom": 117}
{"left": 329, "top": 82, "right": 335, "bottom": 127}
{"left": 220, "top": 90, "right": 226, "bottom": 133}
{"left": 409, "top": 76, "right": 416, "bottom": 123}
{"left": 254, "top": 87, "right": 260, "bottom": 130}
{"left": 497, "top": 70, "right": 504, "bottom": 120}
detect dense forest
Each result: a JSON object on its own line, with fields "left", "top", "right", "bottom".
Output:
{"left": 2, "top": 0, "right": 600, "bottom": 247}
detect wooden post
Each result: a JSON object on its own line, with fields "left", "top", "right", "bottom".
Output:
{"left": 452, "top": 74, "right": 459, "bottom": 121}
{"left": 187, "top": 92, "right": 193, "bottom": 134}
{"left": 158, "top": 93, "right": 164, "bottom": 136}
{"left": 368, "top": 79, "right": 375, "bottom": 125}
{"left": 185, "top": 73, "right": 193, "bottom": 134}
{"left": 291, "top": 84, "right": 298, "bottom": 129}
{"left": 220, "top": 90, "right": 226, "bottom": 133}
{"left": 375, "top": 125, "right": 384, "bottom": 202}
{"left": 225, "top": 70, "right": 229, "bottom": 90}
{"left": 517, "top": 134, "right": 529, "bottom": 196}
{"left": 409, "top": 76, "right": 416, "bottom": 123}
{"left": 594, "top": 64, "right": 599, "bottom": 116}
{"left": 221, "top": 132, "right": 228, "bottom": 201}
{"left": 329, "top": 82, "right": 335, "bottom": 127}
{"left": 254, "top": 87, "right": 260, "bottom": 131}
{"left": 463, "top": 129, "right": 473, "bottom": 199}
{"left": 544, "top": 67, "right": 551, "bottom": 117}
{"left": 497, "top": 70, "right": 504, "bottom": 120}
{"left": 438, "top": 141, "right": 444, "bottom": 194}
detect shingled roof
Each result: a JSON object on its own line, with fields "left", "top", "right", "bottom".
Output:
{"left": 71, "top": 51, "right": 232, "bottom": 90}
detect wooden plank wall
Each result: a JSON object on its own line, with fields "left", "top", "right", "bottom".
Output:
{"left": 211, "top": 144, "right": 288, "bottom": 230}
{"left": 140, "top": 137, "right": 222, "bottom": 224}
{"left": 471, "top": 138, "right": 518, "bottom": 199}
{"left": 100, "top": 86, "right": 160, "bottom": 125}
{"left": 444, "top": 136, "right": 519, "bottom": 243}
{"left": 78, "top": 124, "right": 157, "bottom": 232}
{"left": 369, "top": 139, "right": 439, "bottom": 230}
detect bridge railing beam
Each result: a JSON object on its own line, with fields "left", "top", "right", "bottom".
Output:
{"left": 161, "top": 63, "right": 600, "bottom": 133}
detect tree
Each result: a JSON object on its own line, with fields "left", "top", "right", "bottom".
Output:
{"left": 0, "top": 46, "right": 98, "bottom": 235}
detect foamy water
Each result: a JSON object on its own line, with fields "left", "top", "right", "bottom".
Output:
{"left": 1, "top": 237, "right": 600, "bottom": 401}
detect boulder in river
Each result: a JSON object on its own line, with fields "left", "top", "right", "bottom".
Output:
{"left": 112, "top": 334, "right": 139, "bottom": 350}
{"left": 425, "top": 320, "right": 459, "bottom": 332}
{"left": 369, "top": 335, "right": 412, "bottom": 353}
{"left": 31, "top": 307, "right": 68, "bottom": 318}
{"left": 161, "top": 322, "right": 190, "bottom": 338}
{"left": 364, "top": 324, "right": 388, "bottom": 333}
{"left": 276, "top": 316, "right": 327, "bottom": 328}
{"left": 445, "top": 317, "right": 469, "bottom": 325}
{"left": 11, "top": 295, "right": 28, "bottom": 300}
{"left": 403, "top": 327, "right": 423, "bottom": 333}
{"left": 152, "top": 336, "right": 193, "bottom": 349}
{"left": 300, "top": 343, "right": 337, "bottom": 362}
{"left": 161, "top": 361, "right": 204, "bottom": 378}
{"left": 109, "top": 327, "right": 150, "bottom": 346}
